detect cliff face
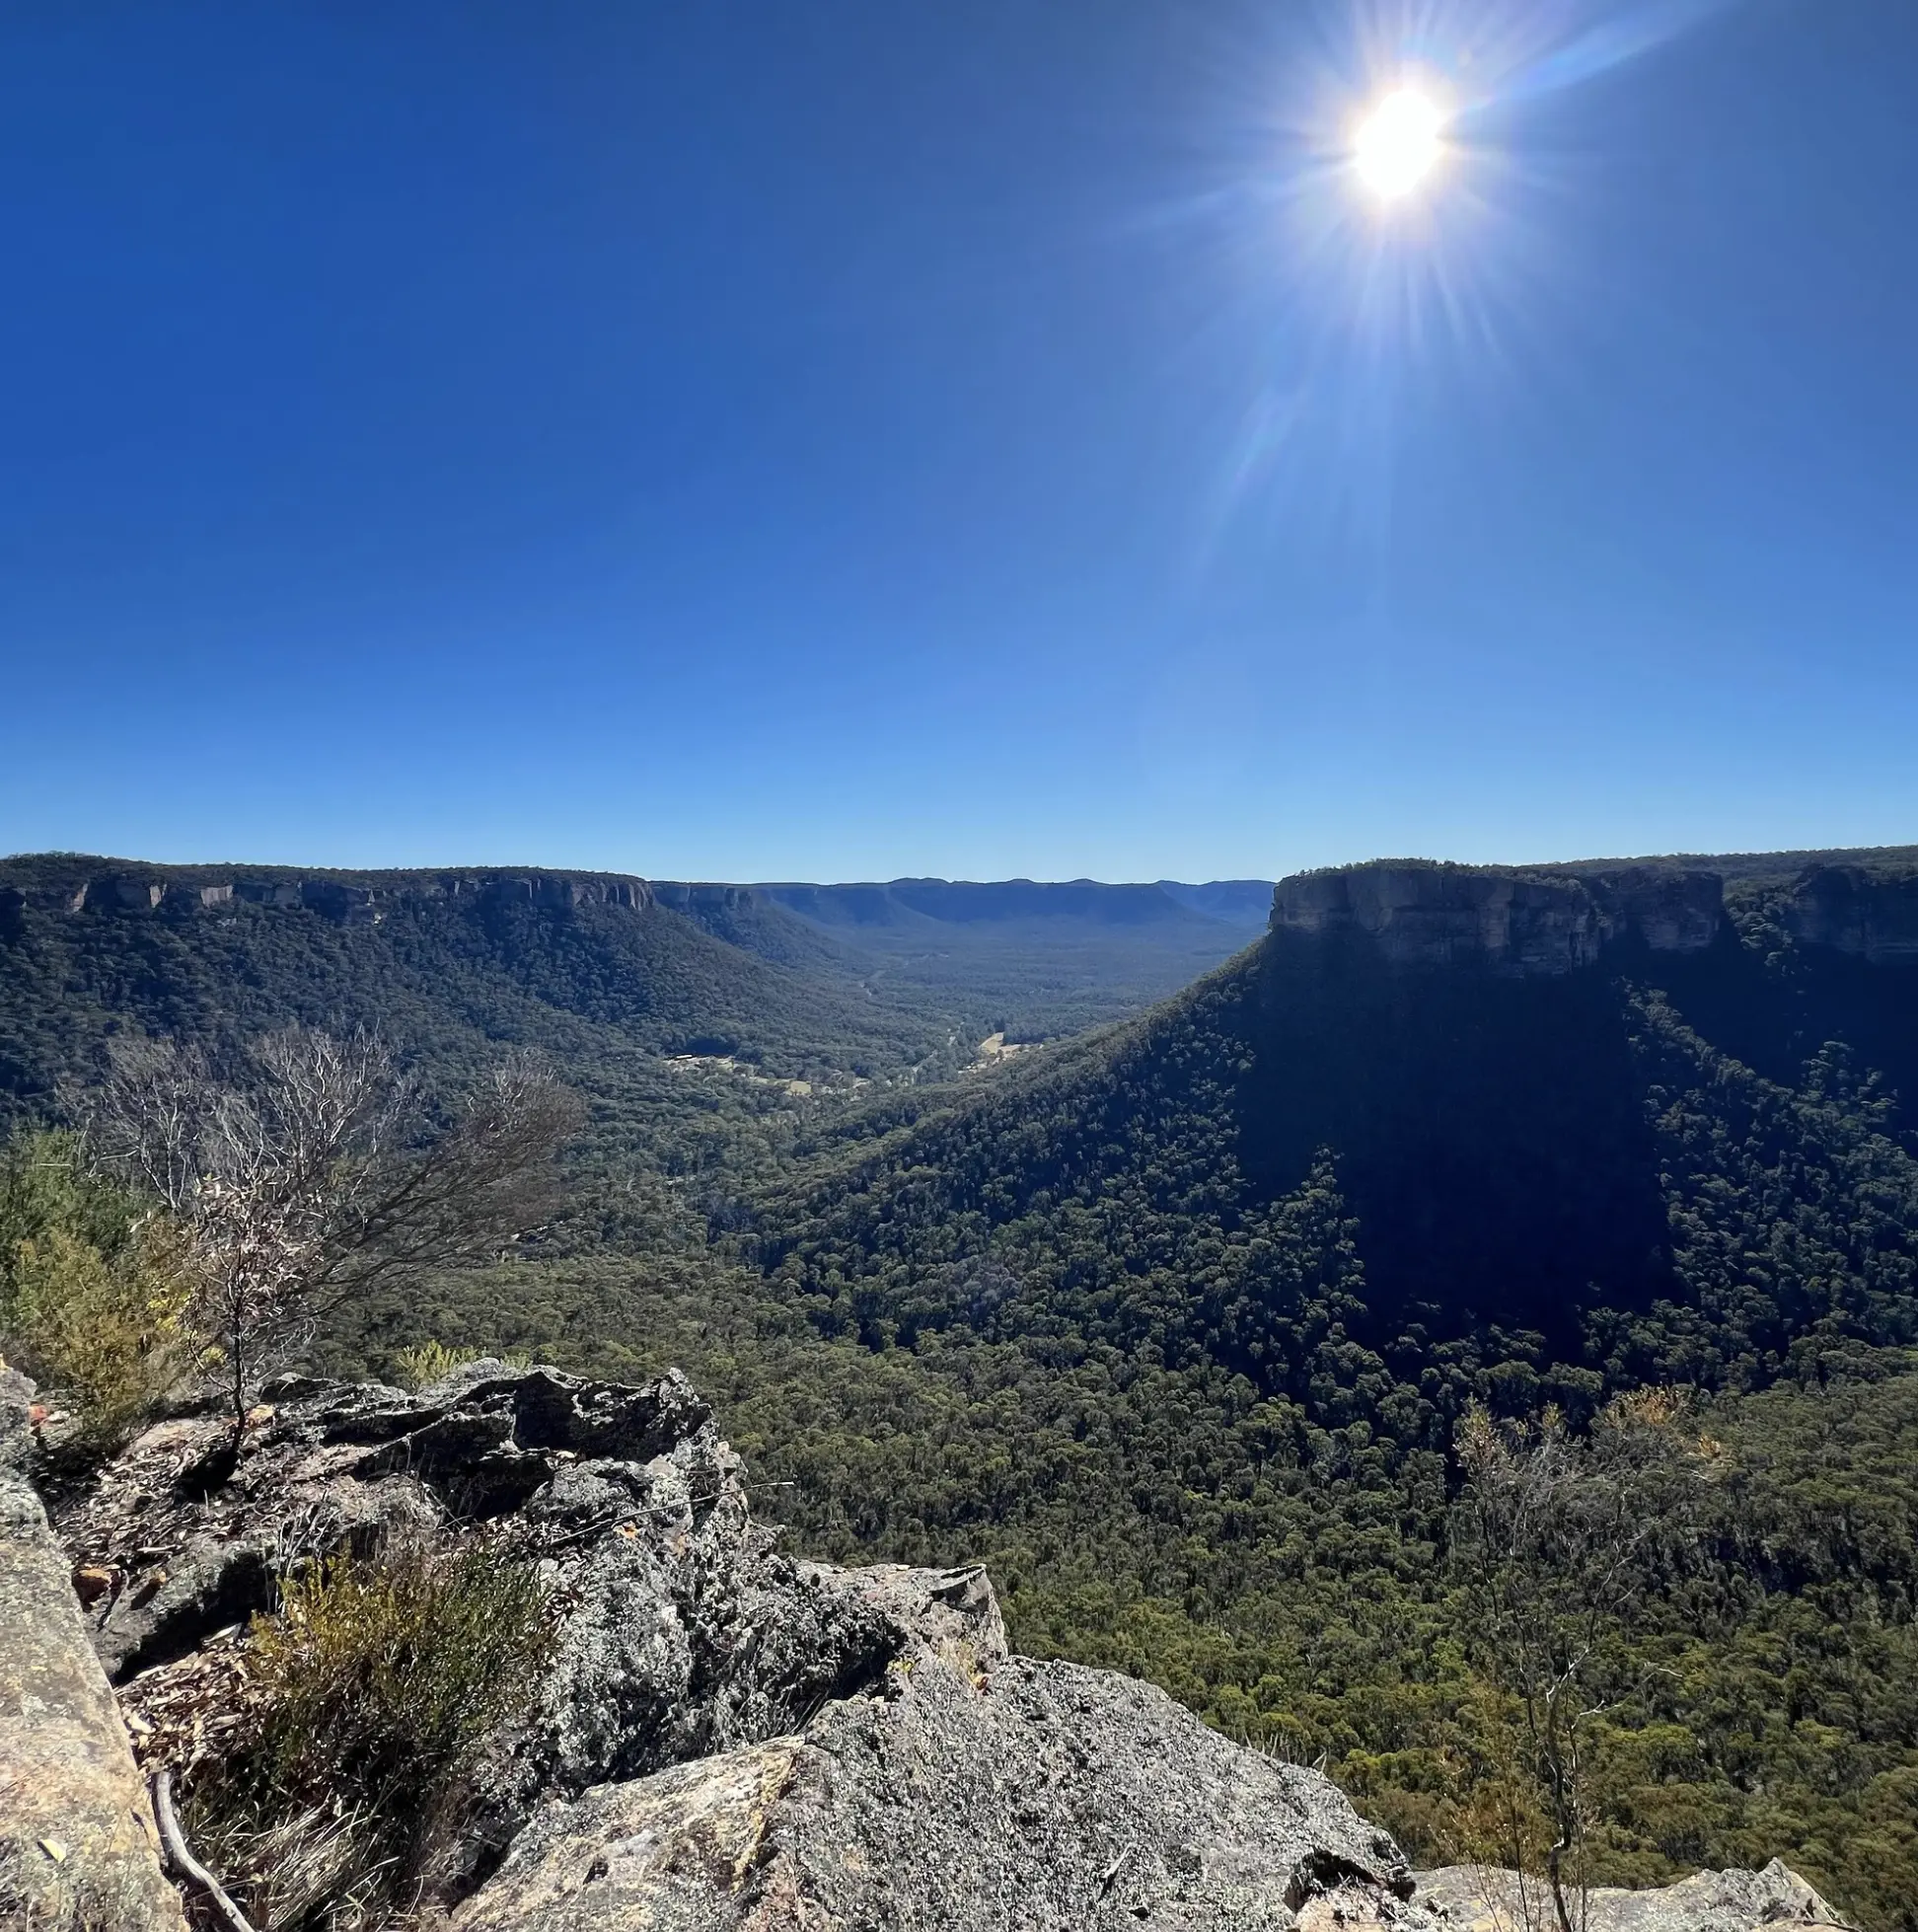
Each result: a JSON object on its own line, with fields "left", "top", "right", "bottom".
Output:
{"left": 2, "top": 865, "right": 661, "bottom": 926}
{"left": 1271, "top": 863, "right": 1723, "bottom": 975}
{"left": 652, "top": 882, "right": 757, "bottom": 913}
{"left": 1782, "top": 865, "right": 1918, "bottom": 963}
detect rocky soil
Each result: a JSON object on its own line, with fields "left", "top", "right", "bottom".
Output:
{"left": 1, "top": 1359, "right": 1852, "bottom": 1930}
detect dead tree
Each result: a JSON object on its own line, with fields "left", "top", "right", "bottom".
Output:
{"left": 82, "top": 1030, "right": 579, "bottom": 1436}
{"left": 1450, "top": 1392, "right": 1711, "bottom": 1932}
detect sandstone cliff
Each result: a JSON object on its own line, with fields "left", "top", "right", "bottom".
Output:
{"left": 1271, "top": 862, "right": 1724, "bottom": 974}
{"left": 1781, "top": 864, "right": 1918, "bottom": 963}
{"left": 1, "top": 864, "right": 663, "bottom": 925}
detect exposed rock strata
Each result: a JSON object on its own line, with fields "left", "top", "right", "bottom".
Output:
{"left": 0, "top": 1369, "right": 184, "bottom": 1931}
{"left": 6, "top": 867, "right": 662, "bottom": 922}
{"left": 653, "top": 882, "right": 758, "bottom": 913}
{"left": 1781, "top": 864, "right": 1918, "bottom": 963}
{"left": 1271, "top": 864, "right": 1724, "bottom": 975}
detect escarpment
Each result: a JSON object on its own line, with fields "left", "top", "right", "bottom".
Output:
{"left": 1781, "top": 862, "right": 1918, "bottom": 962}
{"left": 1272, "top": 855, "right": 1918, "bottom": 973}
{"left": 0, "top": 858, "right": 785, "bottom": 929}
{"left": 1271, "top": 862, "right": 1725, "bottom": 973}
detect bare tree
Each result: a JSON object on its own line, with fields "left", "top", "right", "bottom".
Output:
{"left": 1449, "top": 1392, "right": 1713, "bottom": 1932}
{"left": 81, "top": 1031, "right": 579, "bottom": 1436}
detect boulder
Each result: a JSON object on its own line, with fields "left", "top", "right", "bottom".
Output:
{"left": 1413, "top": 1858, "right": 1845, "bottom": 1932}
{"left": 455, "top": 1650, "right": 1428, "bottom": 1932}
{"left": 0, "top": 1368, "right": 185, "bottom": 1930}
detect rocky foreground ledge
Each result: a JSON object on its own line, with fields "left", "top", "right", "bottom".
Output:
{"left": 4, "top": 1362, "right": 1847, "bottom": 1930}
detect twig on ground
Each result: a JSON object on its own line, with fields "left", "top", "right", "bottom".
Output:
{"left": 151, "top": 1767, "right": 258, "bottom": 1932}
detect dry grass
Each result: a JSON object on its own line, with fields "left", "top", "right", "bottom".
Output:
{"left": 187, "top": 1533, "right": 556, "bottom": 1931}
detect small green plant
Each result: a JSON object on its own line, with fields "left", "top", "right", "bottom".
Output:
{"left": 0, "top": 1130, "right": 194, "bottom": 1446}
{"left": 389, "top": 1339, "right": 530, "bottom": 1391}
{"left": 250, "top": 1535, "right": 554, "bottom": 1803}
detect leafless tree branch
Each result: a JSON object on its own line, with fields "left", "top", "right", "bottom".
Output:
{"left": 80, "top": 1031, "right": 580, "bottom": 1436}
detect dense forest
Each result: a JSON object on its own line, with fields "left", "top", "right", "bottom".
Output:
{"left": 4, "top": 847, "right": 1916, "bottom": 1926}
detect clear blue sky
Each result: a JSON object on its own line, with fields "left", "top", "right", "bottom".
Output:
{"left": 3, "top": 1, "right": 1914, "bottom": 881}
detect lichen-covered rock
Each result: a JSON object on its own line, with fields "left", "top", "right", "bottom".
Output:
{"left": 56, "top": 1361, "right": 993, "bottom": 1861}
{"left": 455, "top": 1651, "right": 1431, "bottom": 1932}
{"left": 57, "top": 1363, "right": 712, "bottom": 1683}
{"left": 0, "top": 1368, "right": 185, "bottom": 1931}
{"left": 1413, "top": 1858, "right": 1846, "bottom": 1932}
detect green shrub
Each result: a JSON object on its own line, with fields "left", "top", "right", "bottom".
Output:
{"left": 389, "top": 1339, "right": 529, "bottom": 1391}
{"left": 0, "top": 1130, "right": 192, "bottom": 1444}
{"left": 249, "top": 1536, "right": 554, "bottom": 1805}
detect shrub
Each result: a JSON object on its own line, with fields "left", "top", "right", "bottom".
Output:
{"left": 0, "top": 1130, "right": 193, "bottom": 1445}
{"left": 195, "top": 1534, "right": 556, "bottom": 1928}
{"left": 389, "top": 1339, "right": 528, "bottom": 1391}
{"left": 250, "top": 1536, "right": 554, "bottom": 1806}
{"left": 3, "top": 1223, "right": 193, "bottom": 1443}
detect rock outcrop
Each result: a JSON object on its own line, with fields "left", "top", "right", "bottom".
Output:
{"left": 1271, "top": 863, "right": 1724, "bottom": 975}
{"left": 1415, "top": 1859, "right": 1844, "bottom": 1932}
{"left": 47, "top": 1362, "right": 1431, "bottom": 1927}
{"left": 653, "top": 882, "right": 758, "bottom": 913}
{"left": 10, "top": 1360, "right": 1849, "bottom": 1930}
{"left": 458, "top": 1657, "right": 1424, "bottom": 1932}
{"left": 0, "top": 1369, "right": 184, "bottom": 1931}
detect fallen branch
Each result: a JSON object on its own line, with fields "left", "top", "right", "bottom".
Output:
{"left": 151, "top": 1767, "right": 258, "bottom": 1932}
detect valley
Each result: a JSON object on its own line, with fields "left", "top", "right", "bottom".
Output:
{"left": 3, "top": 844, "right": 1916, "bottom": 1925}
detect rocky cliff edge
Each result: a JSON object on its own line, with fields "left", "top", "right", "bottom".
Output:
{"left": 5, "top": 1360, "right": 1851, "bottom": 1930}
{"left": 1271, "top": 857, "right": 1918, "bottom": 975}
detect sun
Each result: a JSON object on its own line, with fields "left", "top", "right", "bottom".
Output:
{"left": 1353, "top": 88, "right": 1445, "bottom": 201}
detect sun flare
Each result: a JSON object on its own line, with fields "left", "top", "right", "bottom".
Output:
{"left": 1353, "top": 88, "right": 1444, "bottom": 200}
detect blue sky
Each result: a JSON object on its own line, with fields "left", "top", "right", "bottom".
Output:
{"left": 3, "top": 1, "right": 1914, "bottom": 881}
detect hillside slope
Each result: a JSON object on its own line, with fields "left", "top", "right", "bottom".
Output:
{"left": 0, "top": 857, "right": 1274, "bottom": 1119}
{"left": 660, "top": 853, "right": 1918, "bottom": 1924}
{"left": 753, "top": 855, "right": 1918, "bottom": 1385}
{"left": 0, "top": 857, "right": 936, "bottom": 1082}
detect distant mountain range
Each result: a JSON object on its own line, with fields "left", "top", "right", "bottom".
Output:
{"left": 758, "top": 876, "right": 1272, "bottom": 932}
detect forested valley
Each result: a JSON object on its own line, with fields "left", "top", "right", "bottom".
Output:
{"left": 4, "top": 848, "right": 1916, "bottom": 1927}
